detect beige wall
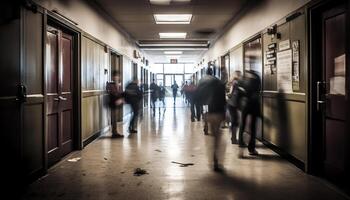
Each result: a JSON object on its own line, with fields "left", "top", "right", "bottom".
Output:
{"left": 33, "top": 0, "right": 143, "bottom": 62}
{"left": 81, "top": 36, "right": 110, "bottom": 141}
{"left": 201, "top": 0, "right": 311, "bottom": 62}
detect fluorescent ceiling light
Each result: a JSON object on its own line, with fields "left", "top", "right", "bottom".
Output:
{"left": 138, "top": 43, "right": 208, "bottom": 47}
{"left": 150, "top": 0, "right": 171, "bottom": 5}
{"left": 154, "top": 14, "right": 192, "bottom": 24}
{"left": 159, "top": 32, "right": 187, "bottom": 39}
{"left": 166, "top": 55, "right": 181, "bottom": 59}
{"left": 164, "top": 51, "right": 183, "bottom": 55}
{"left": 150, "top": 0, "right": 191, "bottom": 5}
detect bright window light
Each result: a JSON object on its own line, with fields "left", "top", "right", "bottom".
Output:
{"left": 159, "top": 32, "right": 187, "bottom": 39}
{"left": 164, "top": 51, "right": 183, "bottom": 55}
{"left": 154, "top": 14, "right": 192, "bottom": 24}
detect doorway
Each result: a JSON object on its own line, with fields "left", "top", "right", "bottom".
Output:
{"left": 310, "top": 0, "right": 350, "bottom": 192}
{"left": 45, "top": 21, "right": 78, "bottom": 166}
{"left": 111, "top": 52, "right": 123, "bottom": 121}
{"left": 243, "top": 35, "right": 263, "bottom": 140}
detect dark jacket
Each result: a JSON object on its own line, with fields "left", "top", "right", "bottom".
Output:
{"left": 195, "top": 75, "right": 226, "bottom": 114}
{"left": 124, "top": 82, "right": 142, "bottom": 105}
{"left": 150, "top": 82, "right": 159, "bottom": 100}
{"left": 106, "top": 81, "right": 123, "bottom": 109}
{"left": 237, "top": 71, "right": 261, "bottom": 115}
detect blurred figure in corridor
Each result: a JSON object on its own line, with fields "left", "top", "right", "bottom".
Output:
{"left": 227, "top": 70, "right": 242, "bottom": 144}
{"left": 124, "top": 78, "right": 143, "bottom": 133}
{"left": 237, "top": 70, "right": 261, "bottom": 155}
{"left": 171, "top": 81, "right": 179, "bottom": 105}
{"left": 150, "top": 79, "right": 159, "bottom": 115}
{"left": 195, "top": 68, "right": 226, "bottom": 172}
{"left": 106, "top": 70, "right": 124, "bottom": 138}
{"left": 187, "top": 81, "right": 201, "bottom": 122}
{"left": 158, "top": 83, "right": 166, "bottom": 107}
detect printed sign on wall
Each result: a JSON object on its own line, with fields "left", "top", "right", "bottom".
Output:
{"left": 277, "top": 49, "right": 293, "bottom": 93}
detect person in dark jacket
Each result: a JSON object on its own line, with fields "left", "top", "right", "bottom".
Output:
{"left": 171, "top": 81, "right": 179, "bottom": 104}
{"left": 237, "top": 70, "right": 261, "bottom": 155}
{"left": 195, "top": 67, "right": 226, "bottom": 172}
{"left": 124, "top": 78, "right": 143, "bottom": 133}
{"left": 150, "top": 79, "right": 159, "bottom": 114}
{"left": 106, "top": 70, "right": 124, "bottom": 138}
{"left": 187, "top": 82, "right": 201, "bottom": 122}
{"left": 158, "top": 83, "right": 166, "bottom": 107}
{"left": 227, "top": 70, "right": 242, "bottom": 144}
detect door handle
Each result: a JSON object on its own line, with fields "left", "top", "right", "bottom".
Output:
{"left": 58, "top": 96, "right": 67, "bottom": 101}
{"left": 54, "top": 97, "right": 60, "bottom": 101}
{"left": 16, "top": 84, "right": 27, "bottom": 103}
{"left": 317, "top": 81, "right": 325, "bottom": 111}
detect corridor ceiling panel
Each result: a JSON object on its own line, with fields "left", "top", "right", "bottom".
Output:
{"left": 93, "top": 0, "right": 251, "bottom": 62}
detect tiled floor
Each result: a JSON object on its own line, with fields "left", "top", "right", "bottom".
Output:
{"left": 22, "top": 98, "right": 348, "bottom": 200}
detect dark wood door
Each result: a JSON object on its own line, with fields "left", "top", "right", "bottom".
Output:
{"left": 46, "top": 26, "right": 74, "bottom": 166}
{"left": 319, "top": 3, "right": 348, "bottom": 185}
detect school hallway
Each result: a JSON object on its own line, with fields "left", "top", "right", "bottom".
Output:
{"left": 21, "top": 98, "right": 347, "bottom": 200}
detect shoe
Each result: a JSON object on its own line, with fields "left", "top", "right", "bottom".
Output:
{"left": 129, "top": 129, "right": 137, "bottom": 133}
{"left": 231, "top": 139, "right": 238, "bottom": 144}
{"left": 191, "top": 118, "right": 195, "bottom": 122}
{"left": 111, "top": 134, "right": 124, "bottom": 138}
{"left": 249, "top": 149, "right": 259, "bottom": 156}
{"left": 213, "top": 163, "right": 225, "bottom": 173}
{"left": 238, "top": 142, "right": 246, "bottom": 148}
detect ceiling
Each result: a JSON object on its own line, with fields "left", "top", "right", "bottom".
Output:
{"left": 94, "top": 0, "right": 251, "bottom": 63}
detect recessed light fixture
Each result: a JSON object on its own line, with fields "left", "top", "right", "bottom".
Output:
{"left": 159, "top": 32, "right": 187, "bottom": 39}
{"left": 150, "top": 0, "right": 191, "bottom": 5}
{"left": 166, "top": 55, "right": 181, "bottom": 59}
{"left": 164, "top": 51, "right": 183, "bottom": 55}
{"left": 154, "top": 14, "right": 192, "bottom": 24}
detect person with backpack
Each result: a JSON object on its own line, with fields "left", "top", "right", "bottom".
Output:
{"left": 124, "top": 78, "right": 143, "bottom": 134}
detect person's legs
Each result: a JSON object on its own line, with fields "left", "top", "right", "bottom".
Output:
{"left": 248, "top": 113, "right": 257, "bottom": 154}
{"left": 208, "top": 113, "right": 225, "bottom": 171}
{"left": 195, "top": 104, "right": 202, "bottom": 121}
{"left": 111, "top": 108, "right": 117, "bottom": 134}
{"left": 173, "top": 93, "right": 176, "bottom": 104}
{"left": 129, "top": 104, "right": 139, "bottom": 133}
{"left": 238, "top": 109, "right": 247, "bottom": 146}
{"left": 190, "top": 101, "right": 195, "bottom": 121}
{"left": 228, "top": 105, "right": 238, "bottom": 143}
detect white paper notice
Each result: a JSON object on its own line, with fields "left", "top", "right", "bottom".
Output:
{"left": 277, "top": 50, "right": 293, "bottom": 93}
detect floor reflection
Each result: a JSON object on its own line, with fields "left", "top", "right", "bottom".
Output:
{"left": 21, "top": 97, "right": 347, "bottom": 200}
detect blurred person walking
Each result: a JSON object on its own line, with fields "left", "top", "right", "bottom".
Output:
{"left": 106, "top": 70, "right": 124, "bottom": 138}
{"left": 171, "top": 81, "right": 179, "bottom": 105}
{"left": 187, "top": 82, "right": 201, "bottom": 122}
{"left": 227, "top": 71, "right": 242, "bottom": 144}
{"left": 195, "top": 67, "right": 226, "bottom": 172}
{"left": 150, "top": 79, "right": 159, "bottom": 114}
{"left": 237, "top": 70, "right": 261, "bottom": 155}
{"left": 158, "top": 83, "right": 166, "bottom": 107}
{"left": 124, "top": 78, "right": 143, "bottom": 134}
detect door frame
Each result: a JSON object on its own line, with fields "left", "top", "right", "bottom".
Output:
{"left": 43, "top": 13, "right": 81, "bottom": 169}
{"left": 308, "top": 0, "right": 350, "bottom": 182}
{"left": 242, "top": 34, "right": 264, "bottom": 140}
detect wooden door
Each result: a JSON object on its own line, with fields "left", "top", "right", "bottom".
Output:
{"left": 46, "top": 26, "right": 74, "bottom": 166}
{"left": 319, "top": 4, "right": 348, "bottom": 185}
